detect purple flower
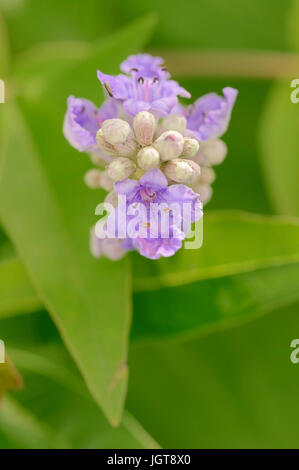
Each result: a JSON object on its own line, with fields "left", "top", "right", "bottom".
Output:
{"left": 63, "top": 96, "right": 118, "bottom": 153}
{"left": 121, "top": 53, "right": 166, "bottom": 77}
{"left": 105, "top": 169, "right": 202, "bottom": 260}
{"left": 97, "top": 54, "right": 190, "bottom": 118}
{"left": 186, "top": 87, "right": 238, "bottom": 141}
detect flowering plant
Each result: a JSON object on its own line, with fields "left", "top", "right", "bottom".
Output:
{"left": 63, "top": 54, "right": 238, "bottom": 260}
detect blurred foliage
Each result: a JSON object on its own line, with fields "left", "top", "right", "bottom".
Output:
{"left": 0, "top": 314, "right": 160, "bottom": 449}
{"left": 1, "top": 0, "right": 291, "bottom": 54}
{"left": 0, "top": 0, "right": 299, "bottom": 449}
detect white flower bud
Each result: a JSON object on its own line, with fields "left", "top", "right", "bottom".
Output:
{"left": 181, "top": 137, "right": 200, "bottom": 158}
{"left": 104, "top": 190, "right": 118, "bottom": 208}
{"left": 101, "top": 119, "right": 132, "bottom": 145}
{"left": 196, "top": 139, "right": 227, "bottom": 166}
{"left": 193, "top": 183, "right": 213, "bottom": 204}
{"left": 96, "top": 129, "right": 117, "bottom": 156}
{"left": 163, "top": 158, "right": 200, "bottom": 184}
{"left": 90, "top": 227, "right": 102, "bottom": 258}
{"left": 153, "top": 131, "right": 184, "bottom": 161}
{"left": 198, "top": 166, "right": 216, "bottom": 185}
{"left": 133, "top": 111, "right": 156, "bottom": 146}
{"left": 84, "top": 169, "right": 102, "bottom": 189}
{"left": 100, "top": 170, "right": 114, "bottom": 191}
{"left": 107, "top": 157, "right": 136, "bottom": 181}
{"left": 137, "top": 146, "right": 160, "bottom": 171}
{"left": 161, "top": 114, "right": 187, "bottom": 134}
{"left": 101, "top": 238, "right": 127, "bottom": 261}
{"left": 90, "top": 152, "right": 111, "bottom": 167}
{"left": 115, "top": 137, "right": 137, "bottom": 157}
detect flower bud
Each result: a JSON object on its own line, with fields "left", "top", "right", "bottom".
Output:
{"left": 107, "top": 157, "right": 136, "bottom": 181}
{"left": 196, "top": 139, "right": 227, "bottom": 166}
{"left": 181, "top": 137, "right": 200, "bottom": 158}
{"left": 198, "top": 166, "right": 216, "bottom": 185}
{"left": 96, "top": 129, "right": 117, "bottom": 156}
{"left": 133, "top": 111, "right": 156, "bottom": 146}
{"left": 137, "top": 146, "right": 160, "bottom": 171}
{"left": 161, "top": 115, "right": 187, "bottom": 134}
{"left": 163, "top": 158, "right": 200, "bottom": 184}
{"left": 115, "top": 137, "right": 137, "bottom": 157}
{"left": 84, "top": 169, "right": 102, "bottom": 189}
{"left": 193, "top": 183, "right": 213, "bottom": 204}
{"left": 100, "top": 170, "right": 114, "bottom": 191}
{"left": 104, "top": 190, "right": 118, "bottom": 208}
{"left": 153, "top": 131, "right": 184, "bottom": 161}
{"left": 101, "top": 118, "right": 132, "bottom": 145}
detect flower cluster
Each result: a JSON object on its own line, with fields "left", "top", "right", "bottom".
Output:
{"left": 63, "top": 54, "right": 238, "bottom": 260}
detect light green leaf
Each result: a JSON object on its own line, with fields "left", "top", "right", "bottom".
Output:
{"left": 259, "top": 80, "right": 299, "bottom": 216}
{"left": 132, "top": 262, "right": 299, "bottom": 344}
{"left": 133, "top": 211, "right": 299, "bottom": 291}
{"left": 0, "top": 15, "right": 157, "bottom": 425}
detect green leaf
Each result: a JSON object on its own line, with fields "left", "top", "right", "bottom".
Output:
{"left": 133, "top": 211, "right": 299, "bottom": 291}
{"left": 132, "top": 262, "right": 299, "bottom": 344}
{"left": 259, "top": 80, "right": 299, "bottom": 216}
{"left": 0, "top": 15, "right": 157, "bottom": 425}
{"left": 287, "top": 0, "right": 299, "bottom": 51}
{"left": 0, "top": 396, "right": 70, "bottom": 449}
{"left": 0, "top": 355, "right": 23, "bottom": 401}
{"left": 128, "top": 300, "right": 299, "bottom": 448}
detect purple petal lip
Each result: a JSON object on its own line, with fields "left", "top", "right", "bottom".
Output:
{"left": 186, "top": 87, "right": 238, "bottom": 141}
{"left": 106, "top": 169, "right": 203, "bottom": 259}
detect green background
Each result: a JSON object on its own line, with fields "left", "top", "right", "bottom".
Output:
{"left": 0, "top": 0, "right": 299, "bottom": 449}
